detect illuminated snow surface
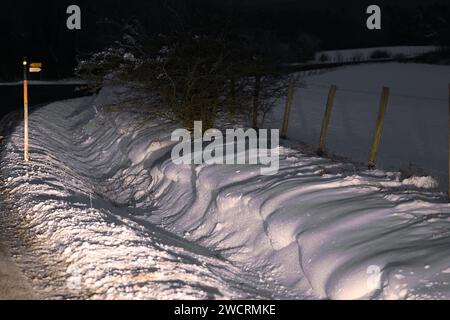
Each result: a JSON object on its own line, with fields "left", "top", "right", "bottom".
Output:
{"left": 269, "top": 63, "right": 450, "bottom": 191}
{"left": 1, "top": 85, "right": 449, "bottom": 300}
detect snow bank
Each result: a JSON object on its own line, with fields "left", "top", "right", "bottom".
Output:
{"left": 1, "top": 85, "right": 449, "bottom": 300}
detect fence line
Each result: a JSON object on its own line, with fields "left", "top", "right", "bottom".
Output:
{"left": 305, "top": 82, "right": 448, "bottom": 102}
{"left": 280, "top": 81, "right": 450, "bottom": 198}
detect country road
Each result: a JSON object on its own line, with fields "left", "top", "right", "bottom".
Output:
{"left": 0, "top": 82, "right": 90, "bottom": 300}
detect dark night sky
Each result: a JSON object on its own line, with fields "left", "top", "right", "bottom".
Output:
{"left": 0, "top": 0, "right": 449, "bottom": 80}
{"left": 238, "top": 0, "right": 449, "bottom": 9}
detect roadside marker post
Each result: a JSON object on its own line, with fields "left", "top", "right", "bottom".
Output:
{"left": 23, "top": 58, "right": 29, "bottom": 162}
{"left": 22, "top": 60, "right": 43, "bottom": 161}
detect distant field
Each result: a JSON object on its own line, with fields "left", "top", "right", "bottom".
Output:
{"left": 314, "top": 46, "right": 439, "bottom": 63}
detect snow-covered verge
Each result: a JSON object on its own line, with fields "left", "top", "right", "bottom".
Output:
{"left": 1, "top": 85, "right": 450, "bottom": 300}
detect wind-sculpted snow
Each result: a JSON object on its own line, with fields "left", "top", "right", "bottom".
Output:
{"left": 1, "top": 86, "right": 449, "bottom": 299}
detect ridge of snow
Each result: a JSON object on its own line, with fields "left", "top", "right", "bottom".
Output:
{"left": 1, "top": 85, "right": 449, "bottom": 300}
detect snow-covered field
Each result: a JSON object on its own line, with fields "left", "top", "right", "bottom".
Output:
{"left": 269, "top": 62, "right": 450, "bottom": 191}
{"left": 1, "top": 84, "right": 450, "bottom": 300}
{"left": 314, "top": 46, "right": 438, "bottom": 63}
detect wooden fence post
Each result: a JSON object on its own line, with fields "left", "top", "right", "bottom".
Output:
{"left": 368, "top": 86, "right": 390, "bottom": 169}
{"left": 448, "top": 84, "right": 450, "bottom": 199}
{"left": 252, "top": 76, "right": 261, "bottom": 129}
{"left": 281, "top": 78, "right": 294, "bottom": 139}
{"left": 318, "top": 85, "right": 337, "bottom": 155}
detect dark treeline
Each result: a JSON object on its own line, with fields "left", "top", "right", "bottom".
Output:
{"left": 0, "top": 0, "right": 449, "bottom": 80}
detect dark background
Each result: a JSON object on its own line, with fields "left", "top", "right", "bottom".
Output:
{"left": 0, "top": 0, "right": 449, "bottom": 80}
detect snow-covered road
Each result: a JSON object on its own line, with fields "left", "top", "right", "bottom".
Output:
{"left": 1, "top": 85, "right": 449, "bottom": 299}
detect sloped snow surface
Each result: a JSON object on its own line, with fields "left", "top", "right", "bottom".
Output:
{"left": 1, "top": 85, "right": 449, "bottom": 300}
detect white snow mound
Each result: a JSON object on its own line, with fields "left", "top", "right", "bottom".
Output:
{"left": 1, "top": 85, "right": 449, "bottom": 300}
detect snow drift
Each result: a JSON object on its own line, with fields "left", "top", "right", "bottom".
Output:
{"left": 1, "top": 85, "right": 449, "bottom": 300}
{"left": 269, "top": 63, "right": 450, "bottom": 192}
